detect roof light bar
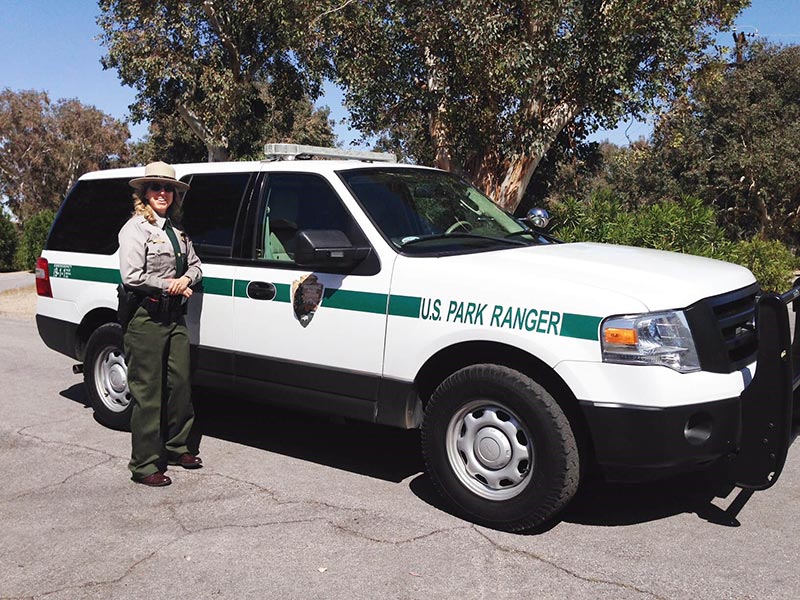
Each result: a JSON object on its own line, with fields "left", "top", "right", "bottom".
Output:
{"left": 264, "top": 143, "right": 397, "bottom": 163}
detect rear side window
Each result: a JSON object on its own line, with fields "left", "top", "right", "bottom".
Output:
{"left": 181, "top": 172, "right": 253, "bottom": 259}
{"left": 47, "top": 178, "right": 133, "bottom": 254}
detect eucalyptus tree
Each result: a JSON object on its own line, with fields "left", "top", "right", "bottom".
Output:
{"left": 0, "top": 89, "right": 129, "bottom": 221}
{"left": 319, "top": 0, "right": 748, "bottom": 211}
{"left": 608, "top": 42, "right": 800, "bottom": 246}
{"left": 98, "top": 0, "right": 333, "bottom": 162}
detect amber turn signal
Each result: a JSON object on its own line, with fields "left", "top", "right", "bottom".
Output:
{"left": 604, "top": 327, "right": 638, "bottom": 346}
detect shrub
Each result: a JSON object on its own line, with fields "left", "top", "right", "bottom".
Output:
{"left": 14, "top": 209, "right": 56, "bottom": 271}
{"left": 548, "top": 192, "right": 797, "bottom": 292}
{"left": 720, "top": 238, "right": 799, "bottom": 292}
{"left": 0, "top": 212, "right": 19, "bottom": 271}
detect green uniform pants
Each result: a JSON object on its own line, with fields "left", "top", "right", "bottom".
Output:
{"left": 124, "top": 306, "right": 194, "bottom": 479}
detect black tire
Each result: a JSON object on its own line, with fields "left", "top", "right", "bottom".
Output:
{"left": 422, "top": 364, "right": 579, "bottom": 531}
{"left": 83, "top": 322, "right": 132, "bottom": 431}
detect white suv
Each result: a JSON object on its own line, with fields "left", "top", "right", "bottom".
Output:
{"left": 36, "top": 145, "right": 798, "bottom": 530}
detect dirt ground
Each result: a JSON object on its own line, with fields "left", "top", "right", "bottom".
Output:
{"left": 0, "top": 285, "right": 36, "bottom": 320}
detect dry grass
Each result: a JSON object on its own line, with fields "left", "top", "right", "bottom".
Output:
{"left": 0, "top": 285, "right": 37, "bottom": 320}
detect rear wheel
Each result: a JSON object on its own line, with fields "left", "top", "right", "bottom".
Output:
{"left": 83, "top": 322, "right": 132, "bottom": 431}
{"left": 422, "top": 364, "right": 579, "bottom": 531}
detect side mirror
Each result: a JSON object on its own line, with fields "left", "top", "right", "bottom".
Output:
{"left": 293, "top": 230, "right": 371, "bottom": 269}
{"left": 525, "top": 207, "right": 551, "bottom": 230}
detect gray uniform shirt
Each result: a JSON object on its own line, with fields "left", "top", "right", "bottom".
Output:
{"left": 118, "top": 214, "right": 202, "bottom": 296}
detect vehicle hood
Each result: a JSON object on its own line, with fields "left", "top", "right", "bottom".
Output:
{"left": 439, "top": 242, "right": 757, "bottom": 312}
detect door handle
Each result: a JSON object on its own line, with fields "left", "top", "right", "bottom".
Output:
{"left": 247, "top": 281, "right": 277, "bottom": 301}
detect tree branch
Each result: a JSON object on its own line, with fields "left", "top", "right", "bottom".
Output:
{"left": 176, "top": 103, "right": 229, "bottom": 161}
{"left": 202, "top": 1, "right": 242, "bottom": 80}
{"left": 314, "top": 0, "right": 358, "bottom": 22}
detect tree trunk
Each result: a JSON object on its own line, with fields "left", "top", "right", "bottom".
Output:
{"left": 425, "top": 46, "right": 453, "bottom": 172}
{"left": 430, "top": 111, "right": 452, "bottom": 172}
{"left": 176, "top": 104, "right": 229, "bottom": 162}
{"left": 206, "top": 145, "right": 230, "bottom": 162}
{"left": 464, "top": 151, "right": 541, "bottom": 213}
{"left": 465, "top": 102, "right": 580, "bottom": 213}
{"left": 496, "top": 155, "right": 541, "bottom": 212}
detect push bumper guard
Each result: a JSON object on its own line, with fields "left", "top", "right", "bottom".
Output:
{"left": 726, "top": 279, "right": 800, "bottom": 490}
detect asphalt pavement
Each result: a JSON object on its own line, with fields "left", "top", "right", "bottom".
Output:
{"left": 2, "top": 314, "right": 800, "bottom": 599}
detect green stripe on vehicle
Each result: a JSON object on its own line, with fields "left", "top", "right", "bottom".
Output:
{"left": 49, "top": 264, "right": 121, "bottom": 284}
{"left": 233, "top": 279, "right": 249, "bottom": 298}
{"left": 201, "top": 276, "right": 233, "bottom": 296}
{"left": 323, "top": 288, "right": 387, "bottom": 314}
{"left": 274, "top": 283, "right": 291, "bottom": 302}
{"left": 44, "top": 263, "right": 602, "bottom": 337}
{"left": 560, "top": 313, "right": 602, "bottom": 341}
{"left": 388, "top": 294, "right": 422, "bottom": 318}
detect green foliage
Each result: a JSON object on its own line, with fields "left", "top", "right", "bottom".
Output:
{"left": 129, "top": 87, "right": 337, "bottom": 165}
{"left": 98, "top": 0, "right": 333, "bottom": 161}
{"left": 549, "top": 192, "right": 797, "bottom": 292}
{"left": 0, "top": 211, "right": 18, "bottom": 271}
{"left": 14, "top": 210, "right": 56, "bottom": 272}
{"left": 129, "top": 113, "right": 208, "bottom": 165}
{"left": 550, "top": 193, "right": 726, "bottom": 254}
{"left": 0, "top": 89, "right": 130, "bottom": 222}
{"left": 600, "top": 43, "right": 800, "bottom": 248}
{"left": 719, "top": 238, "right": 799, "bottom": 292}
{"left": 98, "top": 0, "right": 750, "bottom": 206}
{"left": 321, "top": 0, "right": 747, "bottom": 209}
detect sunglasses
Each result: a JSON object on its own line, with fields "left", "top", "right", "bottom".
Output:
{"left": 148, "top": 183, "right": 175, "bottom": 193}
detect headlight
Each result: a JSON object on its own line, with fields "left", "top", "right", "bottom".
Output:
{"left": 600, "top": 310, "right": 700, "bottom": 373}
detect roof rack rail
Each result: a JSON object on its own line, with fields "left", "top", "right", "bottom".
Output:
{"left": 264, "top": 143, "right": 397, "bottom": 163}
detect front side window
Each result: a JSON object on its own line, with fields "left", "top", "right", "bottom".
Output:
{"left": 257, "top": 173, "right": 367, "bottom": 264}
{"left": 340, "top": 168, "right": 551, "bottom": 254}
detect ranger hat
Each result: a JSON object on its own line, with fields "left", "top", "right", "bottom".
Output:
{"left": 129, "top": 161, "right": 190, "bottom": 192}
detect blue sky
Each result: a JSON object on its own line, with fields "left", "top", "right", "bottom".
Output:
{"left": 1, "top": 0, "right": 798, "bottom": 149}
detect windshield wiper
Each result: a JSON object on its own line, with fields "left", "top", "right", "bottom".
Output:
{"left": 400, "top": 232, "right": 526, "bottom": 247}
{"left": 504, "top": 229, "right": 561, "bottom": 243}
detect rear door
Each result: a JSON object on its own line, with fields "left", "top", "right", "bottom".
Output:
{"left": 180, "top": 171, "right": 258, "bottom": 386}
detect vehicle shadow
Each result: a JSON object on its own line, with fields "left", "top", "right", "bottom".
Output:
{"left": 194, "top": 389, "right": 750, "bottom": 530}
{"left": 60, "top": 383, "right": 91, "bottom": 408}
{"left": 407, "top": 470, "right": 748, "bottom": 534}
{"left": 191, "top": 388, "right": 424, "bottom": 483}
{"left": 560, "top": 471, "right": 745, "bottom": 528}
{"left": 60, "top": 384, "right": 752, "bottom": 530}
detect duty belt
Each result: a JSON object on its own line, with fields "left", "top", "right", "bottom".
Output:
{"left": 142, "top": 293, "right": 186, "bottom": 323}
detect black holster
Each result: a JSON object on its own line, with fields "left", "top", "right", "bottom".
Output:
{"left": 117, "top": 284, "right": 144, "bottom": 332}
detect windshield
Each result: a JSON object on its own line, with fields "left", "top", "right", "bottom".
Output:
{"left": 339, "top": 168, "right": 551, "bottom": 254}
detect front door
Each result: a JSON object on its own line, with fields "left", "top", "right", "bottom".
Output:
{"left": 232, "top": 172, "right": 391, "bottom": 419}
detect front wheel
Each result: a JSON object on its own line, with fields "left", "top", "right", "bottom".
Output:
{"left": 83, "top": 322, "right": 132, "bottom": 431}
{"left": 422, "top": 364, "right": 579, "bottom": 531}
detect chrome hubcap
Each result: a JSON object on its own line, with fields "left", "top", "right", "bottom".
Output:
{"left": 474, "top": 427, "right": 513, "bottom": 469}
{"left": 446, "top": 400, "right": 533, "bottom": 501}
{"left": 95, "top": 346, "right": 130, "bottom": 412}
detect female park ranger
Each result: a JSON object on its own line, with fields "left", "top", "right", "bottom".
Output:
{"left": 118, "top": 161, "right": 203, "bottom": 487}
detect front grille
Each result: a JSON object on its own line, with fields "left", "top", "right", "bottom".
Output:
{"left": 685, "top": 283, "right": 760, "bottom": 373}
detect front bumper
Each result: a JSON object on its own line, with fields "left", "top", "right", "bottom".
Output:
{"left": 726, "top": 286, "right": 799, "bottom": 490}
{"left": 581, "top": 283, "right": 799, "bottom": 487}
{"left": 580, "top": 397, "right": 741, "bottom": 480}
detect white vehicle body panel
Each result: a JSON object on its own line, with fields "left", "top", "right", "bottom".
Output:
{"left": 37, "top": 160, "right": 761, "bottom": 412}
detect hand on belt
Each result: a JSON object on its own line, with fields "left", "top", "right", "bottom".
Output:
{"left": 143, "top": 293, "right": 186, "bottom": 320}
